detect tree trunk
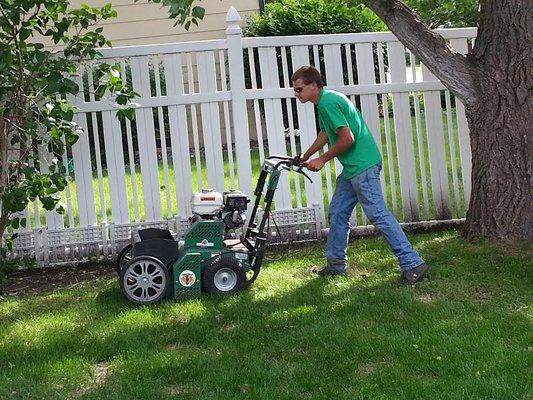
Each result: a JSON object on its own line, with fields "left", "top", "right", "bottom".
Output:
{"left": 464, "top": 0, "right": 533, "bottom": 241}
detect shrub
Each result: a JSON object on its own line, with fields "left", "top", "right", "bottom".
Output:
{"left": 244, "top": 0, "right": 386, "bottom": 37}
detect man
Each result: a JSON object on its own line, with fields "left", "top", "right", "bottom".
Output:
{"left": 292, "top": 65, "right": 428, "bottom": 285}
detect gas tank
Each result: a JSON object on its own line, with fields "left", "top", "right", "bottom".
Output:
{"left": 191, "top": 189, "right": 223, "bottom": 216}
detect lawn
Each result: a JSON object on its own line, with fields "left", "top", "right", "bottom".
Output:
{"left": 1, "top": 230, "right": 531, "bottom": 400}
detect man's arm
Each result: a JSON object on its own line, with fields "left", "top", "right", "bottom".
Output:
{"left": 301, "top": 131, "right": 328, "bottom": 161}
{"left": 307, "top": 127, "right": 354, "bottom": 171}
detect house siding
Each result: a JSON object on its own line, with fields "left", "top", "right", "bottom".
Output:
{"left": 69, "top": 0, "right": 259, "bottom": 46}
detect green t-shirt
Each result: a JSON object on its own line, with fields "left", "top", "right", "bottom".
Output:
{"left": 317, "top": 89, "right": 382, "bottom": 179}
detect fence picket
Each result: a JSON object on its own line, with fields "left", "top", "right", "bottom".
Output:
{"left": 153, "top": 57, "right": 173, "bottom": 218}
{"left": 421, "top": 64, "right": 452, "bottom": 219}
{"left": 248, "top": 49, "right": 266, "bottom": 164}
{"left": 409, "top": 52, "right": 430, "bottom": 218}
{"left": 280, "top": 48, "right": 303, "bottom": 207}
{"left": 258, "top": 46, "right": 292, "bottom": 210}
{"left": 388, "top": 41, "right": 420, "bottom": 221}
{"left": 218, "top": 50, "right": 236, "bottom": 189}
{"left": 163, "top": 53, "right": 193, "bottom": 217}
{"left": 449, "top": 38, "right": 472, "bottom": 206}
{"left": 85, "top": 65, "right": 108, "bottom": 224}
{"left": 130, "top": 56, "right": 162, "bottom": 222}
{"left": 120, "top": 60, "right": 141, "bottom": 223}
{"left": 197, "top": 51, "right": 225, "bottom": 192}
{"left": 102, "top": 110, "right": 129, "bottom": 224}
{"left": 71, "top": 113, "right": 97, "bottom": 226}
{"left": 186, "top": 53, "right": 204, "bottom": 192}
{"left": 445, "top": 90, "right": 461, "bottom": 215}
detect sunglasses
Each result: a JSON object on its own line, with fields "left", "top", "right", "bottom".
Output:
{"left": 293, "top": 84, "right": 308, "bottom": 93}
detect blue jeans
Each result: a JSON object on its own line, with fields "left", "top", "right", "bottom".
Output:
{"left": 325, "top": 164, "right": 424, "bottom": 274}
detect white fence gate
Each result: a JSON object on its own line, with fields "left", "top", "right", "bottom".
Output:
{"left": 6, "top": 7, "right": 476, "bottom": 266}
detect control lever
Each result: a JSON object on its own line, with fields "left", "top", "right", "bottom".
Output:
{"left": 297, "top": 167, "right": 312, "bottom": 183}
{"left": 289, "top": 155, "right": 312, "bottom": 183}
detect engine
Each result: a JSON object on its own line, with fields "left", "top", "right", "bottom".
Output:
{"left": 190, "top": 189, "right": 249, "bottom": 231}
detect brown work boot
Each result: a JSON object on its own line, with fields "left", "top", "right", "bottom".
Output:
{"left": 309, "top": 265, "right": 346, "bottom": 277}
{"left": 399, "top": 263, "right": 429, "bottom": 285}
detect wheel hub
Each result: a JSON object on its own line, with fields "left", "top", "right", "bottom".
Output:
{"left": 123, "top": 259, "right": 166, "bottom": 302}
{"left": 214, "top": 268, "right": 237, "bottom": 291}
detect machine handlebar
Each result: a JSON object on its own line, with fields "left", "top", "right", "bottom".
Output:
{"left": 264, "top": 155, "right": 312, "bottom": 182}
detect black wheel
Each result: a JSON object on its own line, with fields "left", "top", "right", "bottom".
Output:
{"left": 115, "top": 244, "right": 133, "bottom": 275}
{"left": 201, "top": 255, "right": 246, "bottom": 295}
{"left": 120, "top": 256, "right": 169, "bottom": 305}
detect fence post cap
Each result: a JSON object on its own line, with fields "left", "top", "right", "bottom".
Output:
{"left": 226, "top": 6, "right": 242, "bottom": 23}
{"left": 226, "top": 7, "right": 242, "bottom": 34}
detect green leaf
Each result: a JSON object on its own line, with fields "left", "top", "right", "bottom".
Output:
{"left": 64, "top": 110, "right": 74, "bottom": 121}
{"left": 64, "top": 79, "right": 79, "bottom": 95}
{"left": 192, "top": 6, "right": 205, "bottom": 19}
{"left": 95, "top": 84, "right": 107, "bottom": 98}
{"left": 19, "top": 28, "right": 31, "bottom": 41}
{"left": 117, "top": 107, "right": 136, "bottom": 121}
{"left": 50, "top": 126, "right": 61, "bottom": 139}
{"left": 66, "top": 131, "right": 78, "bottom": 145}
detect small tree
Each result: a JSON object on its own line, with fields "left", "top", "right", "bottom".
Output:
{"left": 0, "top": 0, "right": 205, "bottom": 254}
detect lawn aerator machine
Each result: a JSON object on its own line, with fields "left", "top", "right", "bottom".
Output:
{"left": 116, "top": 155, "right": 310, "bottom": 304}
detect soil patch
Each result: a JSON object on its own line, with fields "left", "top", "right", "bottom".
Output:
{"left": 0, "top": 261, "right": 115, "bottom": 298}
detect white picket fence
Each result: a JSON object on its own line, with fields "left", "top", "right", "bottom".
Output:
{"left": 5, "top": 8, "right": 476, "bottom": 266}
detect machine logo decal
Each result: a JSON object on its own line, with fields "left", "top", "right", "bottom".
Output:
{"left": 179, "top": 270, "right": 196, "bottom": 287}
{"left": 196, "top": 239, "right": 214, "bottom": 248}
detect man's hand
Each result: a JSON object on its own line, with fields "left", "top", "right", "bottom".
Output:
{"left": 307, "top": 157, "right": 325, "bottom": 171}
{"left": 299, "top": 153, "right": 309, "bottom": 162}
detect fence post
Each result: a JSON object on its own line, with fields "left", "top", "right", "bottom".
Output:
{"left": 226, "top": 7, "right": 252, "bottom": 199}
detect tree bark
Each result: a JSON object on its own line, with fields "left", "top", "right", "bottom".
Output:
{"left": 463, "top": 0, "right": 533, "bottom": 241}
{"left": 364, "top": 0, "right": 532, "bottom": 241}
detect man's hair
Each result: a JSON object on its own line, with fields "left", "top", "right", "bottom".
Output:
{"left": 291, "top": 65, "right": 324, "bottom": 88}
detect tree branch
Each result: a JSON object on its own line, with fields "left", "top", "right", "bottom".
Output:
{"left": 364, "top": 0, "right": 479, "bottom": 107}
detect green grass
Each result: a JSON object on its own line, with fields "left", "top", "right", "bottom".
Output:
{"left": 1, "top": 230, "right": 531, "bottom": 400}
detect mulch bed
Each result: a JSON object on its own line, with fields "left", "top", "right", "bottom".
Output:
{"left": 0, "top": 262, "right": 116, "bottom": 298}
